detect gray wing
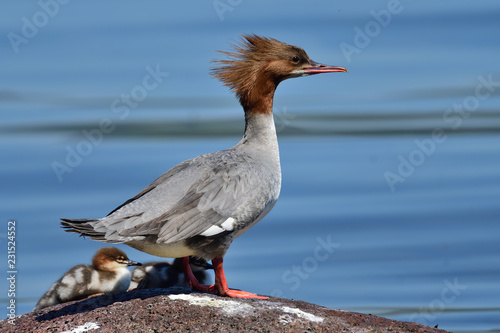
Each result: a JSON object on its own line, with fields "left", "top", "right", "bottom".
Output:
{"left": 107, "top": 160, "right": 191, "bottom": 216}
{"left": 94, "top": 150, "right": 280, "bottom": 244}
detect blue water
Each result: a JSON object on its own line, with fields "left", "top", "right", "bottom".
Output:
{"left": 1, "top": 1, "right": 500, "bottom": 332}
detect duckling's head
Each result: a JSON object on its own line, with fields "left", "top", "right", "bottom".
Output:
{"left": 92, "top": 247, "right": 141, "bottom": 272}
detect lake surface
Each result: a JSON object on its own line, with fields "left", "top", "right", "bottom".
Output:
{"left": 1, "top": 1, "right": 499, "bottom": 332}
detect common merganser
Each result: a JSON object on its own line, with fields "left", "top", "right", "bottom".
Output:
{"left": 61, "top": 35, "right": 347, "bottom": 299}
{"left": 35, "top": 247, "right": 140, "bottom": 310}
{"left": 130, "top": 257, "right": 213, "bottom": 290}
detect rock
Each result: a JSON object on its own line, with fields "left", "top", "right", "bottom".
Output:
{"left": 1, "top": 287, "right": 449, "bottom": 332}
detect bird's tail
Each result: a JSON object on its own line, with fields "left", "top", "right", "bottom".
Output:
{"left": 60, "top": 218, "right": 116, "bottom": 242}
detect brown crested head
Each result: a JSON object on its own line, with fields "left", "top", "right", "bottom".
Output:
{"left": 92, "top": 247, "right": 141, "bottom": 271}
{"left": 211, "top": 35, "right": 346, "bottom": 114}
{"left": 211, "top": 35, "right": 307, "bottom": 111}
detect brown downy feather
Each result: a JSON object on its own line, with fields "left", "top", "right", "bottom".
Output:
{"left": 92, "top": 247, "right": 129, "bottom": 272}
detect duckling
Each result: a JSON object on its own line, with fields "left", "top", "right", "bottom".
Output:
{"left": 35, "top": 247, "right": 140, "bottom": 310}
{"left": 130, "top": 256, "right": 213, "bottom": 290}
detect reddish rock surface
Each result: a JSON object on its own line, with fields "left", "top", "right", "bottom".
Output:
{"left": 1, "top": 288, "right": 449, "bottom": 333}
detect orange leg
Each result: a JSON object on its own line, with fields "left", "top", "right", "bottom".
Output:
{"left": 182, "top": 256, "right": 267, "bottom": 299}
{"left": 211, "top": 257, "right": 267, "bottom": 299}
{"left": 181, "top": 256, "right": 211, "bottom": 292}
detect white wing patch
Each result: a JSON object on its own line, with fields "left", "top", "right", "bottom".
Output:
{"left": 199, "top": 217, "right": 236, "bottom": 237}
{"left": 221, "top": 217, "right": 236, "bottom": 230}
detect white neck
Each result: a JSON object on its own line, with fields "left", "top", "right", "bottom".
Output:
{"left": 240, "top": 113, "right": 278, "bottom": 147}
{"left": 234, "top": 112, "right": 280, "bottom": 173}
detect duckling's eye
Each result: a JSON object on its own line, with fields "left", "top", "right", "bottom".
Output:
{"left": 291, "top": 56, "right": 300, "bottom": 63}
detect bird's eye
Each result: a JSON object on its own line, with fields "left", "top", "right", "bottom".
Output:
{"left": 291, "top": 56, "right": 300, "bottom": 63}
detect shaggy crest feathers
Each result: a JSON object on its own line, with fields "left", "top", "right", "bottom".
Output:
{"left": 211, "top": 34, "right": 311, "bottom": 111}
